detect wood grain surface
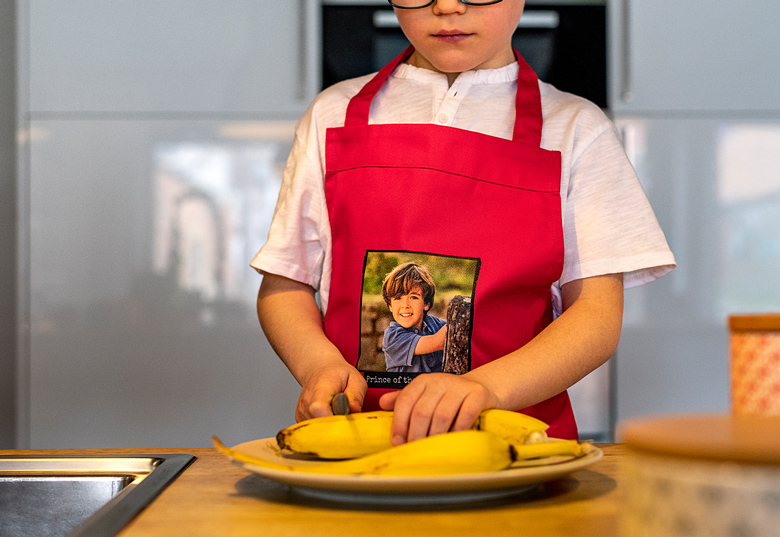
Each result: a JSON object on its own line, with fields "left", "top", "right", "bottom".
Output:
{"left": 1, "top": 444, "right": 624, "bottom": 537}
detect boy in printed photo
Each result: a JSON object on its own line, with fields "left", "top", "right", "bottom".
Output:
{"left": 381, "top": 262, "right": 447, "bottom": 373}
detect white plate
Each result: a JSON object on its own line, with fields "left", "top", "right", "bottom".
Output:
{"left": 227, "top": 438, "right": 603, "bottom": 505}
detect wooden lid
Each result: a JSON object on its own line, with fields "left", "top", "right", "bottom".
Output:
{"left": 620, "top": 413, "right": 780, "bottom": 464}
{"left": 729, "top": 313, "right": 780, "bottom": 332}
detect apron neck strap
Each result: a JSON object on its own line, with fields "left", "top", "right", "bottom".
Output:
{"left": 511, "top": 49, "right": 543, "bottom": 147}
{"left": 344, "top": 46, "right": 415, "bottom": 128}
{"left": 343, "top": 46, "right": 543, "bottom": 147}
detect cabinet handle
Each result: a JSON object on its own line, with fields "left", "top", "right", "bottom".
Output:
{"left": 621, "top": 0, "right": 634, "bottom": 103}
{"left": 373, "top": 11, "right": 399, "bottom": 28}
{"left": 517, "top": 11, "right": 560, "bottom": 30}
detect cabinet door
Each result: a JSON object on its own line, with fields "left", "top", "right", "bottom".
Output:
{"left": 26, "top": 118, "right": 302, "bottom": 447}
{"left": 609, "top": 0, "right": 780, "bottom": 112}
{"left": 29, "top": 0, "right": 318, "bottom": 114}
{"left": 613, "top": 116, "right": 780, "bottom": 421}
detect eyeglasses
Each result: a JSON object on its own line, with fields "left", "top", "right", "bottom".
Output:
{"left": 388, "top": 0, "right": 504, "bottom": 9}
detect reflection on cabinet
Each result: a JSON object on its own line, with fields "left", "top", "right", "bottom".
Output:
{"left": 609, "top": 0, "right": 780, "bottom": 112}
{"left": 614, "top": 116, "right": 780, "bottom": 422}
{"left": 18, "top": 0, "right": 320, "bottom": 448}
{"left": 27, "top": 119, "right": 301, "bottom": 447}
{"left": 29, "top": 0, "right": 319, "bottom": 114}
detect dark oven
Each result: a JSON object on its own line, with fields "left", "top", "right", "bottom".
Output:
{"left": 321, "top": 0, "right": 607, "bottom": 109}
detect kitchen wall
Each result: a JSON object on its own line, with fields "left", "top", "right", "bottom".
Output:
{"left": 0, "top": 0, "right": 18, "bottom": 449}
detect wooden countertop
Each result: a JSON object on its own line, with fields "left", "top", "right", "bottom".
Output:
{"left": 2, "top": 444, "right": 624, "bottom": 537}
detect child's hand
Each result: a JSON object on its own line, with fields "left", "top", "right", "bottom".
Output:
{"left": 377, "top": 373, "right": 500, "bottom": 446}
{"left": 295, "top": 363, "right": 367, "bottom": 422}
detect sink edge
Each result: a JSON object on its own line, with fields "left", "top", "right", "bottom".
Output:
{"left": 0, "top": 453, "right": 197, "bottom": 537}
{"left": 69, "top": 453, "right": 196, "bottom": 537}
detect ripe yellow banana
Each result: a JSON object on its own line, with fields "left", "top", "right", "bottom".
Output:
{"left": 276, "top": 410, "right": 395, "bottom": 459}
{"left": 215, "top": 430, "right": 516, "bottom": 476}
{"left": 275, "top": 408, "right": 552, "bottom": 460}
{"left": 473, "top": 408, "right": 550, "bottom": 445}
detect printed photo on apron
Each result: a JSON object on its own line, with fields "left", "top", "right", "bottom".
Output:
{"left": 357, "top": 251, "right": 480, "bottom": 389}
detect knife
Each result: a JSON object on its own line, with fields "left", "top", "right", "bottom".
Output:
{"left": 330, "top": 392, "right": 350, "bottom": 415}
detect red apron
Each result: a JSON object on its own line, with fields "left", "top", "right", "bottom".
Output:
{"left": 322, "top": 47, "right": 577, "bottom": 439}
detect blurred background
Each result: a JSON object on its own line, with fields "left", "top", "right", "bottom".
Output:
{"left": 1, "top": 0, "right": 779, "bottom": 449}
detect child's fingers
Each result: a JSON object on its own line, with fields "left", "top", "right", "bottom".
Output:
{"left": 424, "top": 379, "right": 489, "bottom": 437}
{"left": 378, "top": 390, "right": 400, "bottom": 410}
{"left": 389, "top": 376, "right": 452, "bottom": 444}
{"left": 296, "top": 375, "right": 347, "bottom": 420}
{"left": 389, "top": 375, "right": 499, "bottom": 443}
{"left": 344, "top": 371, "right": 368, "bottom": 412}
{"left": 405, "top": 388, "right": 447, "bottom": 443}
{"left": 451, "top": 391, "right": 491, "bottom": 432}
{"left": 308, "top": 399, "right": 334, "bottom": 419}
{"left": 386, "top": 380, "right": 427, "bottom": 445}
{"left": 302, "top": 385, "right": 336, "bottom": 419}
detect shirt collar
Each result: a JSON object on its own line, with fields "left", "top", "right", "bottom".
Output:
{"left": 420, "top": 313, "right": 433, "bottom": 334}
{"left": 393, "top": 60, "right": 520, "bottom": 87}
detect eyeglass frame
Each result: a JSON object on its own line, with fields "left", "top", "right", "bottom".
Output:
{"left": 387, "top": 0, "right": 504, "bottom": 9}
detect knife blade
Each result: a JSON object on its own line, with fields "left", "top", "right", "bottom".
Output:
{"left": 330, "top": 392, "right": 350, "bottom": 415}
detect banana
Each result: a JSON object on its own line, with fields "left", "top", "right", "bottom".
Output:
{"left": 276, "top": 411, "right": 395, "bottom": 459}
{"left": 512, "top": 438, "right": 591, "bottom": 460}
{"left": 473, "top": 408, "right": 550, "bottom": 445}
{"left": 276, "top": 408, "right": 552, "bottom": 460}
{"left": 215, "top": 430, "right": 516, "bottom": 476}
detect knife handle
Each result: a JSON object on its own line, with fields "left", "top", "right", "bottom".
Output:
{"left": 331, "top": 393, "right": 350, "bottom": 415}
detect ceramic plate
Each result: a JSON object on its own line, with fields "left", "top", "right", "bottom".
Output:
{"left": 225, "top": 437, "right": 603, "bottom": 504}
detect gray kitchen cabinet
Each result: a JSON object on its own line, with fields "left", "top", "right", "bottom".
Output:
{"left": 26, "top": 118, "right": 302, "bottom": 448}
{"left": 16, "top": 0, "right": 319, "bottom": 449}
{"left": 609, "top": 0, "right": 780, "bottom": 112}
{"left": 609, "top": 0, "right": 780, "bottom": 425}
{"left": 29, "top": 0, "right": 319, "bottom": 114}
{"left": 613, "top": 115, "right": 780, "bottom": 423}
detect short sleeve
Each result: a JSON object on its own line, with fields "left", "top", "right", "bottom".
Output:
{"left": 561, "top": 122, "right": 676, "bottom": 289}
{"left": 383, "top": 323, "right": 420, "bottom": 371}
{"left": 250, "top": 109, "right": 330, "bottom": 291}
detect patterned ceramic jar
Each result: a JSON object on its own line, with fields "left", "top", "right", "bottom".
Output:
{"left": 620, "top": 414, "right": 780, "bottom": 537}
{"left": 730, "top": 314, "right": 780, "bottom": 416}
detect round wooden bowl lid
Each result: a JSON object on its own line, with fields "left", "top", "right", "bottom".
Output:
{"left": 620, "top": 413, "right": 780, "bottom": 464}
{"left": 729, "top": 313, "right": 780, "bottom": 332}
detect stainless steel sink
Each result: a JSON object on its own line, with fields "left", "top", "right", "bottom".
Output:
{"left": 0, "top": 453, "right": 195, "bottom": 537}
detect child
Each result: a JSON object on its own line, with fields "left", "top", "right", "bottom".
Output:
{"left": 381, "top": 262, "right": 447, "bottom": 374}
{"left": 253, "top": 0, "right": 675, "bottom": 445}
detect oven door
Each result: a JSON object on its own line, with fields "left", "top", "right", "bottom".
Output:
{"left": 322, "top": 0, "right": 607, "bottom": 108}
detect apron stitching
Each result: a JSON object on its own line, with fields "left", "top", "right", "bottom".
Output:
{"left": 326, "top": 166, "right": 559, "bottom": 193}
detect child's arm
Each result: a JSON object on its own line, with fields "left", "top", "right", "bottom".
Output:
{"left": 379, "top": 272, "right": 624, "bottom": 445}
{"left": 413, "top": 324, "right": 446, "bottom": 355}
{"left": 257, "top": 273, "right": 367, "bottom": 422}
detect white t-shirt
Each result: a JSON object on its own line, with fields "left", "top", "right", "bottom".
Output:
{"left": 251, "top": 61, "right": 676, "bottom": 314}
